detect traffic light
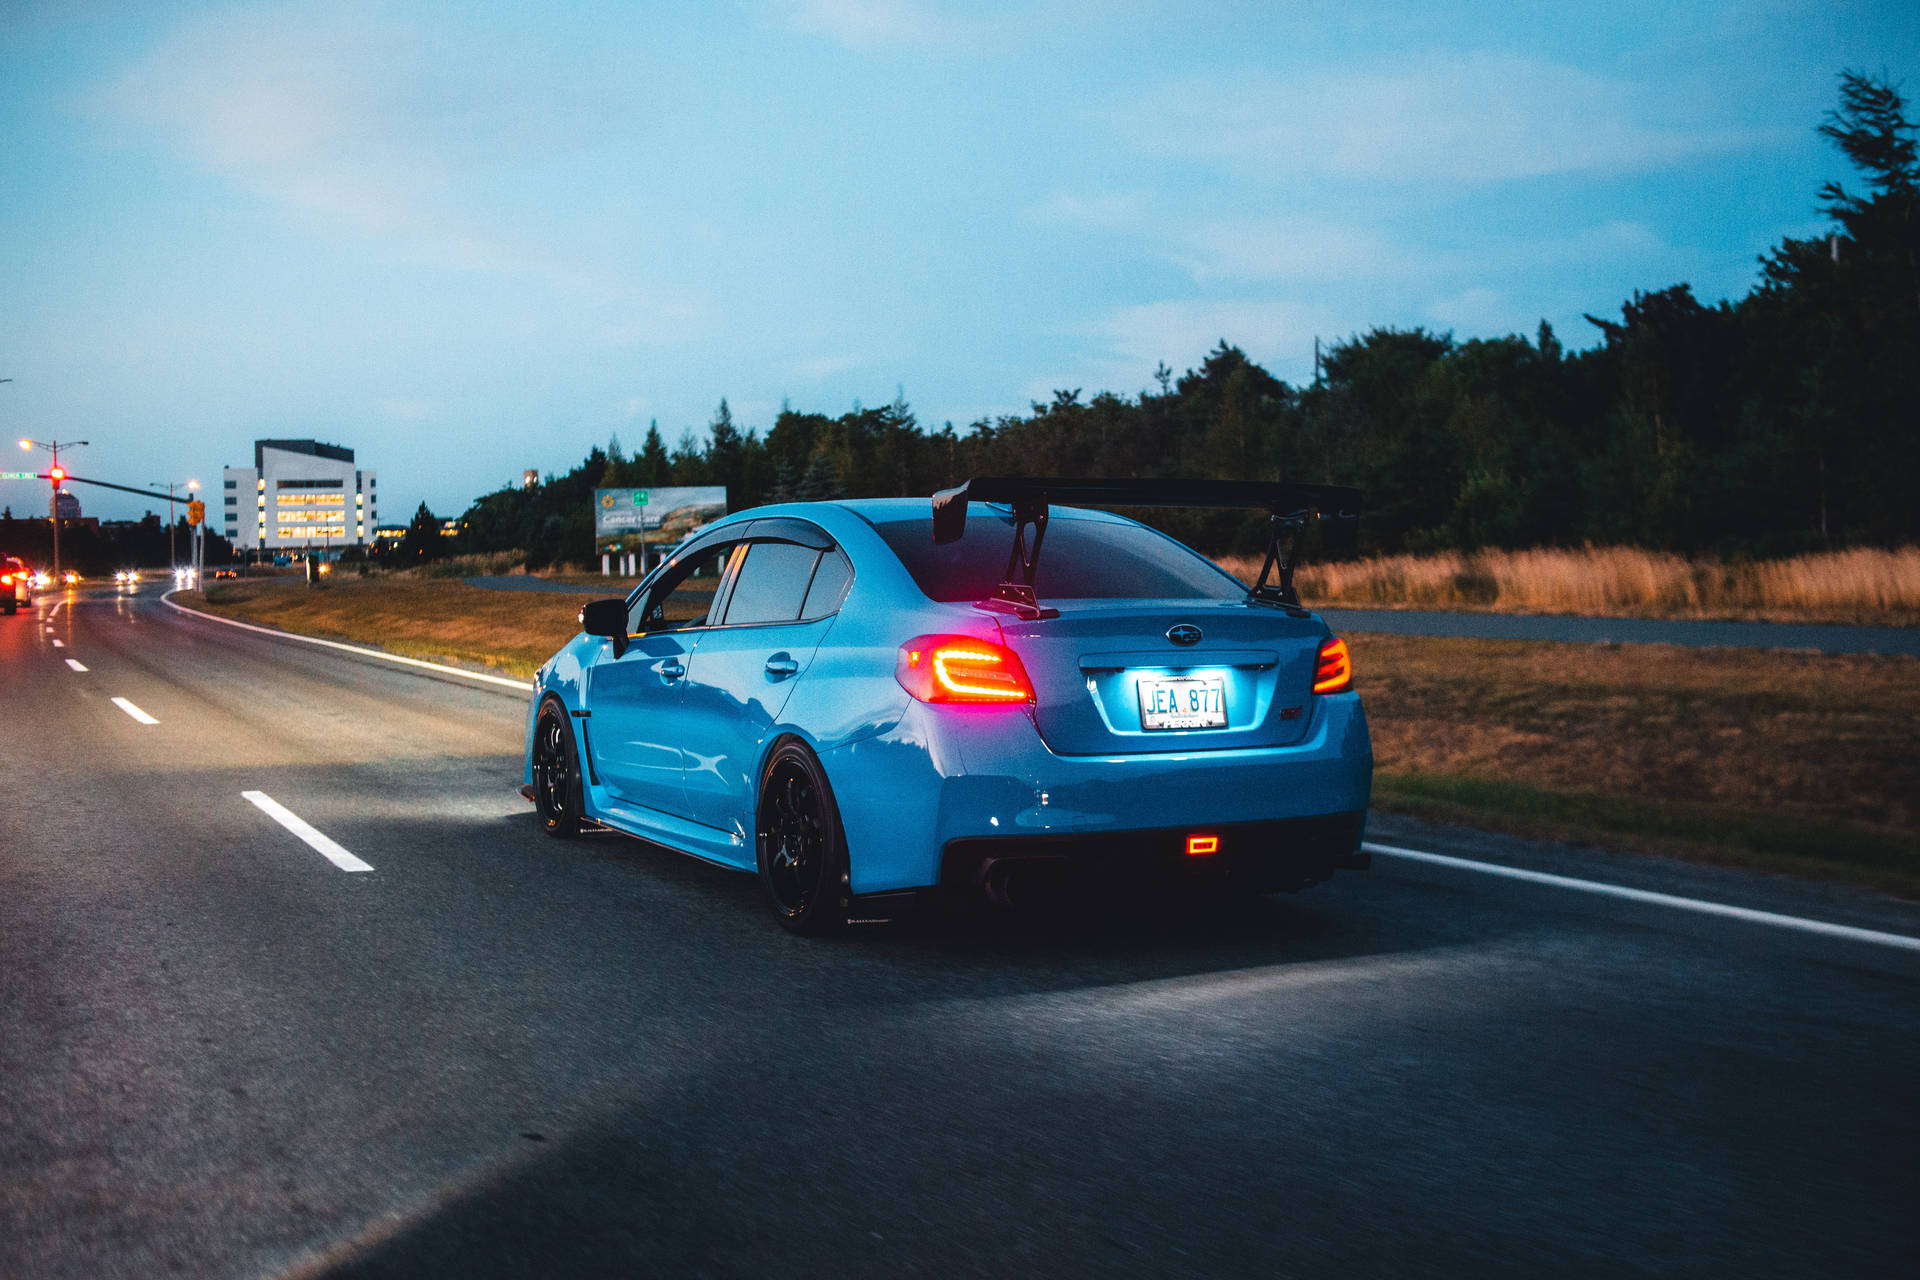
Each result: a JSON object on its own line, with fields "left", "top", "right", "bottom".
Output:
{"left": 48, "top": 465, "right": 65, "bottom": 483}
{"left": 187, "top": 499, "right": 205, "bottom": 526}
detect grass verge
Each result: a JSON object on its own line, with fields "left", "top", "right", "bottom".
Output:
{"left": 1352, "top": 632, "right": 1920, "bottom": 897}
{"left": 186, "top": 577, "right": 583, "bottom": 678}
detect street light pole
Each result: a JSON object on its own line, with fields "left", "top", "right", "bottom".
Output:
{"left": 153, "top": 479, "right": 200, "bottom": 571}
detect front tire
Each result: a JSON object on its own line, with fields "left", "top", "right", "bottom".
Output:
{"left": 756, "top": 740, "right": 848, "bottom": 935}
{"left": 532, "top": 699, "right": 584, "bottom": 838}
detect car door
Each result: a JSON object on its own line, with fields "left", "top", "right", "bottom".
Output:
{"left": 677, "top": 527, "right": 852, "bottom": 836}
{"left": 585, "top": 535, "right": 737, "bottom": 814}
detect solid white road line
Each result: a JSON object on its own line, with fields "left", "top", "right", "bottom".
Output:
{"left": 65, "top": 658, "right": 87, "bottom": 672}
{"left": 1364, "top": 842, "right": 1920, "bottom": 954}
{"left": 110, "top": 696, "right": 159, "bottom": 725}
{"left": 160, "top": 590, "right": 531, "bottom": 692}
{"left": 51, "top": 638, "right": 63, "bottom": 647}
{"left": 242, "top": 791, "right": 374, "bottom": 873}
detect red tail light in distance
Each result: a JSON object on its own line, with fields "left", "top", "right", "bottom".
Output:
{"left": 897, "top": 635, "right": 1035, "bottom": 704}
{"left": 1312, "top": 636, "right": 1353, "bottom": 695}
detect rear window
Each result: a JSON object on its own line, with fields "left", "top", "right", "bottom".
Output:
{"left": 874, "top": 511, "right": 1244, "bottom": 603}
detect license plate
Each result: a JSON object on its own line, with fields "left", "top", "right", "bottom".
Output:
{"left": 1137, "top": 675, "right": 1227, "bottom": 730}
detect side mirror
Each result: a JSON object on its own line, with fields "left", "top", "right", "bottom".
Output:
{"left": 580, "top": 598, "right": 629, "bottom": 658}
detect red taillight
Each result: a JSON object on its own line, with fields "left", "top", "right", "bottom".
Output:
{"left": 897, "top": 634, "right": 1035, "bottom": 704}
{"left": 1312, "top": 636, "right": 1352, "bottom": 695}
{"left": 1185, "top": 834, "right": 1219, "bottom": 857}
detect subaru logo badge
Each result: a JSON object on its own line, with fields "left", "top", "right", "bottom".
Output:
{"left": 1167, "top": 623, "right": 1203, "bottom": 646}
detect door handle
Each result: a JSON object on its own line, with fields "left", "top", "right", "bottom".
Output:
{"left": 659, "top": 659, "right": 685, "bottom": 680}
{"left": 764, "top": 654, "right": 800, "bottom": 678}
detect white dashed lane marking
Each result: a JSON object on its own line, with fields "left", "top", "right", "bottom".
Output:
{"left": 242, "top": 791, "right": 374, "bottom": 873}
{"left": 65, "top": 659, "right": 87, "bottom": 672}
{"left": 110, "top": 697, "right": 159, "bottom": 725}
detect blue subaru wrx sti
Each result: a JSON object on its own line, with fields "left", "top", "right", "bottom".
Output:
{"left": 522, "top": 477, "right": 1373, "bottom": 933}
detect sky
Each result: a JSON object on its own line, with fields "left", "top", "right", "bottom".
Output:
{"left": 1, "top": 0, "right": 1915, "bottom": 524}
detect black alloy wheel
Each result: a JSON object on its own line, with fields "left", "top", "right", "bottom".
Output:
{"left": 756, "top": 741, "right": 848, "bottom": 934}
{"left": 533, "top": 700, "right": 584, "bottom": 838}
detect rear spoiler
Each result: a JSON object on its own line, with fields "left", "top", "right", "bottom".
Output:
{"left": 930, "top": 476, "right": 1361, "bottom": 617}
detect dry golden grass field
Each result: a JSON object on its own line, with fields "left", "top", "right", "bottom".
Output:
{"left": 185, "top": 573, "right": 1920, "bottom": 895}
{"left": 1217, "top": 545, "right": 1920, "bottom": 626}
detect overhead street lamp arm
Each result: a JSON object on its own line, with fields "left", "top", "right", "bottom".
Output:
{"left": 41, "top": 473, "right": 194, "bottom": 502}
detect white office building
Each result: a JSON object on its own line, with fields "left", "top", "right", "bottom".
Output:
{"left": 222, "top": 439, "right": 377, "bottom": 552}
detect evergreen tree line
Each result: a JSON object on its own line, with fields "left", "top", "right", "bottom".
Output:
{"left": 443, "top": 71, "right": 1916, "bottom": 567}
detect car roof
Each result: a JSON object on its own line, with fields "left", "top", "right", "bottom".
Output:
{"left": 758, "top": 497, "right": 1131, "bottom": 526}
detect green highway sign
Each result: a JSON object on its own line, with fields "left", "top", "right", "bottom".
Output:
{"left": 1, "top": 471, "right": 36, "bottom": 479}
{"left": 634, "top": 491, "right": 648, "bottom": 506}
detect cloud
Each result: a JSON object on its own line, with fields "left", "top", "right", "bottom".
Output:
{"left": 1174, "top": 218, "right": 1412, "bottom": 284}
{"left": 93, "top": 6, "right": 643, "bottom": 270}
{"left": 773, "top": 0, "right": 974, "bottom": 48}
{"left": 1034, "top": 189, "right": 1152, "bottom": 230}
{"left": 378, "top": 397, "right": 438, "bottom": 423}
{"left": 1125, "top": 52, "right": 1770, "bottom": 184}
{"left": 1094, "top": 298, "right": 1335, "bottom": 379}
{"left": 1040, "top": 192, "right": 1413, "bottom": 284}
{"left": 1424, "top": 287, "right": 1505, "bottom": 331}
{"left": 788, "top": 354, "right": 864, "bottom": 380}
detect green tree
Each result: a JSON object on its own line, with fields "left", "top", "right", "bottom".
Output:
{"left": 397, "top": 501, "right": 445, "bottom": 562}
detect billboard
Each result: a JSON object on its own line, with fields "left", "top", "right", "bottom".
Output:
{"left": 594, "top": 486, "right": 727, "bottom": 550}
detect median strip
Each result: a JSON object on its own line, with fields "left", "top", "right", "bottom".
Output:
{"left": 1365, "top": 842, "right": 1920, "bottom": 954}
{"left": 110, "top": 696, "right": 158, "bottom": 725}
{"left": 242, "top": 791, "right": 374, "bottom": 873}
{"left": 65, "top": 658, "right": 87, "bottom": 672}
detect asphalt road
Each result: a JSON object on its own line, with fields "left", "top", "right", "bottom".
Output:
{"left": 4, "top": 584, "right": 1917, "bottom": 1279}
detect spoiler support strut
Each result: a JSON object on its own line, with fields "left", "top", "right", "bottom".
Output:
{"left": 930, "top": 476, "right": 1361, "bottom": 617}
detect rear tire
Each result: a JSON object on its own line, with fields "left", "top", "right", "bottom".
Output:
{"left": 756, "top": 740, "right": 848, "bottom": 935}
{"left": 532, "top": 699, "right": 584, "bottom": 838}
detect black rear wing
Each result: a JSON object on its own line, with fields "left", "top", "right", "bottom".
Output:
{"left": 930, "top": 476, "right": 1361, "bottom": 616}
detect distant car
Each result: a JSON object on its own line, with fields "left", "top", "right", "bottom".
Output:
{"left": 213, "top": 568, "right": 238, "bottom": 579}
{"left": 523, "top": 478, "right": 1373, "bottom": 933}
{"left": 2, "top": 556, "right": 31, "bottom": 614}
{"left": 114, "top": 569, "right": 140, "bottom": 585}
{"left": 62, "top": 571, "right": 80, "bottom": 586}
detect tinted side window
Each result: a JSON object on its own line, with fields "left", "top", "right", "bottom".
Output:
{"left": 800, "top": 550, "right": 852, "bottom": 619}
{"left": 631, "top": 541, "right": 734, "bottom": 633}
{"left": 722, "top": 541, "right": 821, "bottom": 625}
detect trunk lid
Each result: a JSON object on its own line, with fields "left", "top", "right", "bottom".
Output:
{"left": 994, "top": 599, "right": 1330, "bottom": 756}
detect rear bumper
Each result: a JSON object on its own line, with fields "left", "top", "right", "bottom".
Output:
{"left": 823, "top": 691, "right": 1372, "bottom": 894}
{"left": 944, "top": 810, "right": 1367, "bottom": 900}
